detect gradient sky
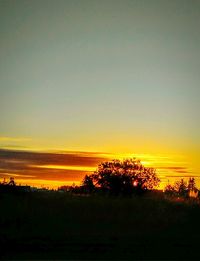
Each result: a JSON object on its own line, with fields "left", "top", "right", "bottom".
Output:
{"left": 0, "top": 0, "right": 199, "bottom": 188}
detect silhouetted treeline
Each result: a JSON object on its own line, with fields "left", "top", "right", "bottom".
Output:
{"left": 1, "top": 160, "right": 199, "bottom": 200}
{"left": 58, "top": 159, "right": 199, "bottom": 199}
{"left": 0, "top": 177, "right": 30, "bottom": 193}
{"left": 164, "top": 177, "right": 199, "bottom": 199}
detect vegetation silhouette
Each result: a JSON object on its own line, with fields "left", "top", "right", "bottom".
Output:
{"left": 82, "top": 174, "right": 95, "bottom": 193}
{"left": 82, "top": 158, "right": 160, "bottom": 196}
{"left": 1, "top": 164, "right": 200, "bottom": 259}
{"left": 0, "top": 177, "right": 16, "bottom": 186}
{"left": 0, "top": 177, "right": 30, "bottom": 193}
{"left": 8, "top": 177, "right": 16, "bottom": 186}
{"left": 1, "top": 184, "right": 200, "bottom": 260}
{"left": 164, "top": 178, "right": 198, "bottom": 198}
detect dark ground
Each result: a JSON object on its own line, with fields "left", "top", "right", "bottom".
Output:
{"left": 0, "top": 191, "right": 200, "bottom": 260}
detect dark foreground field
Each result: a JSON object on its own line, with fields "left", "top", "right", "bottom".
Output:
{"left": 0, "top": 191, "right": 200, "bottom": 260}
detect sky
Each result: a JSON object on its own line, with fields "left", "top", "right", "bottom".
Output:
{"left": 0, "top": 0, "right": 199, "bottom": 189}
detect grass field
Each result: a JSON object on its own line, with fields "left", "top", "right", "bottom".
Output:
{"left": 0, "top": 191, "right": 200, "bottom": 260}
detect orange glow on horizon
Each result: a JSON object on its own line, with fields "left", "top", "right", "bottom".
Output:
{"left": 0, "top": 148, "right": 198, "bottom": 190}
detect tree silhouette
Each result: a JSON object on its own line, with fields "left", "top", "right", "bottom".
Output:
{"left": 8, "top": 177, "right": 16, "bottom": 186}
{"left": 83, "top": 158, "right": 160, "bottom": 195}
{"left": 164, "top": 178, "right": 199, "bottom": 198}
{"left": 174, "top": 179, "right": 188, "bottom": 197}
{"left": 188, "top": 178, "right": 197, "bottom": 191}
{"left": 164, "top": 184, "right": 176, "bottom": 197}
{"left": 82, "top": 175, "right": 95, "bottom": 193}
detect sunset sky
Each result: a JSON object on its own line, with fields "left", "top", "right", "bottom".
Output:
{"left": 0, "top": 0, "right": 199, "bottom": 189}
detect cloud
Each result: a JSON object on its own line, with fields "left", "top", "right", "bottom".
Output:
{"left": 0, "top": 149, "right": 107, "bottom": 166}
{"left": 32, "top": 165, "right": 96, "bottom": 172}
{"left": 0, "top": 148, "right": 108, "bottom": 184}
{"left": 157, "top": 167, "right": 187, "bottom": 170}
{"left": 0, "top": 136, "right": 31, "bottom": 142}
{"left": 1, "top": 173, "right": 36, "bottom": 178}
{"left": 165, "top": 175, "right": 200, "bottom": 178}
{"left": 157, "top": 166, "right": 191, "bottom": 174}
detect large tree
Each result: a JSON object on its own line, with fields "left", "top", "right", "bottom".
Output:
{"left": 83, "top": 158, "right": 160, "bottom": 195}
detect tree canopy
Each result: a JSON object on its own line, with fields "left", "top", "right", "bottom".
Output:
{"left": 82, "top": 158, "right": 160, "bottom": 195}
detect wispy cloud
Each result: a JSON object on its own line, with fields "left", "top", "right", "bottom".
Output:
{"left": 0, "top": 136, "right": 31, "bottom": 142}
{"left": 32, "top": 165, "right": 96, "bottom": 172}
{"left": 0, "top": 148, "right": 108, "bottom": 186}
{"left": 165, "top": 175, "right": 200, "bottom": 178}
{"left": 157, "top": 166, "right": 190, "bottom": 174}
{"left": 157, "top": 167, "right": 188, "bottom": 170}
{"left": 1, "top": 172, "right": 36, "bottom": 178}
